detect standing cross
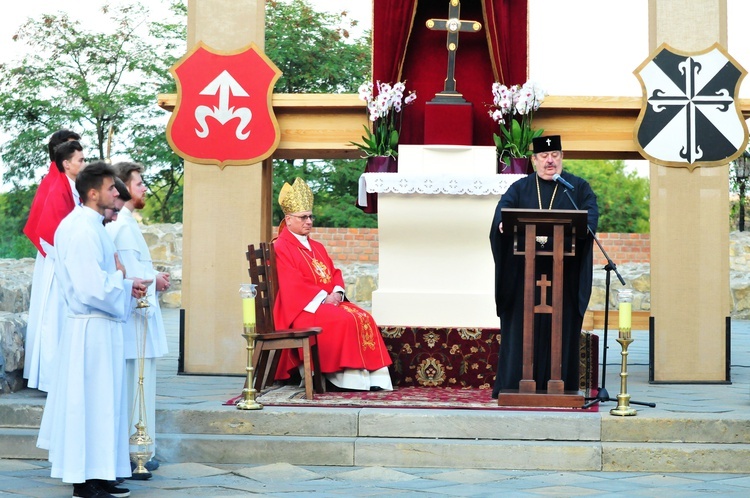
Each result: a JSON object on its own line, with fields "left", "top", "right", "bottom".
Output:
{"left": 426, "top": 0, "right": 482, "bottom": 102}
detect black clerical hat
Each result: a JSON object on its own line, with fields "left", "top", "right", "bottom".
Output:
{"left": 532, "top": 135, "right": 562, "bottom": 153}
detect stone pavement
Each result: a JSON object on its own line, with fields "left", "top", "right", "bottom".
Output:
{"left": 2, "top": 309, "right": 750, "bottom": 496}
{"left": 3, "top": 459, "right": 750, "bottom": 497}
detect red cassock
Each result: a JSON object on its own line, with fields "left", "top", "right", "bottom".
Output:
{"left": 273, "top": 227, "right": 392, "bottom": 380}
{"left": 23, "top": 163, "right": 75, "bottom": 256}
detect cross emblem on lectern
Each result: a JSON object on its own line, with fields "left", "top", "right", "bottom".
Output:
{"left": 426, "top": 0, "right": 482, "bottom": 103}
{"left": 536, "top": 274, "right": 552, "bottom": 308}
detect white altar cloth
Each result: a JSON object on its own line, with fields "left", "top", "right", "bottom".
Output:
{"left": 365, "top": 145, "right": 524, "bottom": 328}
{"left": 359, "top": 173, "right": 522, "bottom": 203}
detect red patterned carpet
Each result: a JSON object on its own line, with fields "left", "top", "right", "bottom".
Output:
{"left": 226, "top": 385, "right": 598, "bottom": 412}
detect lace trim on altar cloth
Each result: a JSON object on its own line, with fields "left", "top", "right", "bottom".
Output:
{"left": 358, "top": 173, "right": 524, "bottom": 205}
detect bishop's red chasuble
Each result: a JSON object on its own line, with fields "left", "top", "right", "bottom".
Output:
{"left": 273, "top": 228, "right": 392, "bottom": 380}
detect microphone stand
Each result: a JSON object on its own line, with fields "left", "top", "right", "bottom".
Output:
{"left": 559, "top": 187, "right": 655, "bottom": 409}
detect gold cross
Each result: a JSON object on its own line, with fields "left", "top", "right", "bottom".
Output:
{"left": 425, "top": 0, "right": 482, "bottom": 101}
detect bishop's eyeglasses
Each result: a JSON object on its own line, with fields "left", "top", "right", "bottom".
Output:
{"left": 289, "top": 214, "right": 315, "bottom": 222}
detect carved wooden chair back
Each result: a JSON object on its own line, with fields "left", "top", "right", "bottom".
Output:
{"left": 245, "top": 242, "right": 324, "bottom": 399}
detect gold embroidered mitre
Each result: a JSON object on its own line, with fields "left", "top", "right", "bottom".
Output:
{"left": 279, "top": 177, "right": 314, "bottom": 215}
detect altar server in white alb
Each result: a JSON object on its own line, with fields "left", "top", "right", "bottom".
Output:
{"left": 37, "top": 161, "right": 150, "bottom": 498}
{"left": 23, "top": 135, "right": 84, "bottom": 391}
{"left": 106, "top": 161, "right": 170, "bottom": 471}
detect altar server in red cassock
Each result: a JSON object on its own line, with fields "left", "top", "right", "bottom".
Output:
{"left": 23, "top": 137, "right": 84, "bottom": 391}
{"left": 273, "top": 177, "right": 393, "bottom": 391}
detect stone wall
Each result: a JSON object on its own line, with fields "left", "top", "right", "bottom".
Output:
{"left": 2, "top": 226, "right": 750, "bottom": 393}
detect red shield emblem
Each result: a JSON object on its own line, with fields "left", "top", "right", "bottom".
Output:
{"left": 167, "top": 42, "right": 282, "bottom": 168}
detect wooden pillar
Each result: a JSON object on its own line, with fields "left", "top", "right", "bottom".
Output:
{"left": 649, "top": 0, "right": 730, "bottom": 382}
{"left": 182, "top": 0, "right": 265, "bottom": 374}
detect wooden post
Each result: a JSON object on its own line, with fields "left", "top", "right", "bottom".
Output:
{"left": 649, "top": 0, "right": 730, "bottom": 382}
{"left": 181, "top": 0, "right": 266, "bottom": 374}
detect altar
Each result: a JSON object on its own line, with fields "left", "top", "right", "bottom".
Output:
{"left": 361, "top": 145, "right": 522, "bottom": 329}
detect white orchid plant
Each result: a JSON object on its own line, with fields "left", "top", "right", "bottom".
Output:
{"left": 489, "top": 80, "right": 547, "bottom": 160}
{"left": 351, "top": 80, "right": 417, "bottom": 158}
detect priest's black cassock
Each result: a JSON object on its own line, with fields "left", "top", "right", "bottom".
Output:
{"left": 489, "top": 172, "right": 599, "bottom": 398}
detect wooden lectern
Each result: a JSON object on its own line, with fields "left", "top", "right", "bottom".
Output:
{"left": 498, "top": 208, "right": 589, "bottom": 408}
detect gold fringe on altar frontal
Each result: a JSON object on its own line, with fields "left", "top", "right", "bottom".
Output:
{"left": 279, "top": 177, "right": 314, "bottom": 215}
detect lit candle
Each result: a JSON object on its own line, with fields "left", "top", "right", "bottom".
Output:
{"left": 239, "top": 284, "right": 257, "bottom": 327}
{"left": 618, "top": 289, "right": 633, "bottom": 339}
{"left": 242, "top": 296, "right": 256, "bottom": 327}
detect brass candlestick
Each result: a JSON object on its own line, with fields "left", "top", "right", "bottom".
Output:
{"left": 129, "top": 296, "right": 154, "bottom": 479}
{"left": 611, "top": 289, "right": 637, "bottom": 417}
{"left": 610, "top": 336, "right": 637, "bottom": 416}
{"left": 237, "top": 284, "right": 262, "bottom": 410}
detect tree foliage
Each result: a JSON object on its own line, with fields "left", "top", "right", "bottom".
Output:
{"left": 266, "top": 0, "right": 370, "bottom": 93}
{"left": 0, "top": 187, "right": 35, "bottom": 258}
{"left": 564, "top": 159, "right": 650, "bottom": 233}
{"left": 0, "top": 1, "right": 185, "bottom": 227}
{"left": 265, "top": 0, "right": 373, "bottom": 226}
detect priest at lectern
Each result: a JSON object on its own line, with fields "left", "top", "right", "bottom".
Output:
{"left": 489, "top": 136, "right": 599, "bottom": 398}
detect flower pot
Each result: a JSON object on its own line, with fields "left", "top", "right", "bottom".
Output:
{"left": 356, "top": 156, "right": 398, "bottom": 214}
{"left": 498, "top": 157, "right": 531, "bottom": 175}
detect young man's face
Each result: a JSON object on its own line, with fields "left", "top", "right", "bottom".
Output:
{"left": 103, "top": 197, "right": 126, "bottom": 225}
{"left": 127, "top": 171, "right": 148, "bottom": 210}
{"left": 64, "top": 150, "right": 85, "bottom": 179}
{"left": 93, "top": 176, "right": 119, "bottom": 215}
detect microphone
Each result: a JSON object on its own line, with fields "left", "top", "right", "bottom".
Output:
{"left": 552, "top": 173, "right": 575, "bottom": 191}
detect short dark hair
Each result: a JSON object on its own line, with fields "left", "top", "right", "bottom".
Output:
{"left": 54, "top": 140, "right": 83, "bottom": 173}
{"left": 113, "top": 177, "right": 132, "bottom": 202}
{"left": 47, "top": 129, "right": 80, "bottom": 161}
{"left": 75, "top": 161, "right": 116, "bottom": 203}
{"left": 113, "top": 161, "right": 144, "bottom": 185}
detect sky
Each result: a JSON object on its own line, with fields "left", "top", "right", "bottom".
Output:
{"left": 2, "top": 0, "right": 750, "bottom": 181}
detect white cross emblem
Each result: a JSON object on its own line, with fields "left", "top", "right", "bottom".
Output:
{"left": 546, "top": 138, "right": 551, "bottom": 146}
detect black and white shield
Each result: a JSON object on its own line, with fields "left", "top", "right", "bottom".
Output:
{"left": 634, "top": 43, "right": 747, "bottom": 169}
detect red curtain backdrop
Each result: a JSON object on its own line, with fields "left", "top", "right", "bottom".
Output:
{"left": 373, "top": 0, "right": 528, "bottom": 146}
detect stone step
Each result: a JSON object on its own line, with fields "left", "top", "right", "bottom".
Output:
{"left": 0, "top": 428, "right": 47, "bottom": 460}
{"left": 4, "top": 401, "right": 750, "bottom": 473}
{"left": 6, "top": 427, "right": 750, "bottom": 473}
{"left": 4, "top": 402, "right": 750, "bottom": 442}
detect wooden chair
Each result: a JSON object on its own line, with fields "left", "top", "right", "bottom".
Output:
{"left": 246, "top": 242, "right": 325, "bottom": 399}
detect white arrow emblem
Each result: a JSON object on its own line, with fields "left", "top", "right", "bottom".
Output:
{"left": 194, "top": 70, "right": 252, "bottom": 140}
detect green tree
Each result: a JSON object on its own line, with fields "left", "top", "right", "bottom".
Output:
{"left": 266, "top": 0, "right": 370, "bottom": 93}
{"left": 0, "top": 0, "right": 186, "bottom": 239}
{"left": 564, "top": 159, "right": 650, "bottom": 233}
{"left": 265, "top": 0, "right": 372, "bottom": 227}
{"left": 0, "top": 186, "right": 35, "bottom": 258}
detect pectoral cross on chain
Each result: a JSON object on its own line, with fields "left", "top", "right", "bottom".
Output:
{"left": 426, "top": 0, "right": 482, "bottom": 103}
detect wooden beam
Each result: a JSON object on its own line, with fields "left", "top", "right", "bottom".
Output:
{"left": 157, "top": 94, "right": 750, "bottom": 160}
